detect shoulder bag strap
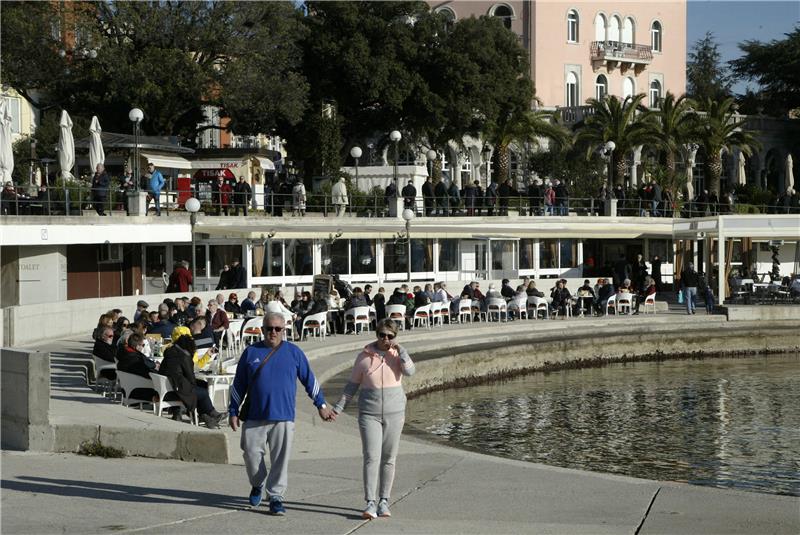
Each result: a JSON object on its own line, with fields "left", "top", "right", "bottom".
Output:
{"left": 241, "top": 342, "right": 282, "bottom": 399}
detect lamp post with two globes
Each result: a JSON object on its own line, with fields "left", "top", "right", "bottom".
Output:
{"left": 128, "top": 108, "right": 144, "bottom": 191}
{"left": 350, "top": 146, "right": 362, "bottom": 187}
{"left": 389, "top": 130, "right": 401, "bottom": 185}
{"left": 402, "top": 208, "right": 415, "bottom": 283}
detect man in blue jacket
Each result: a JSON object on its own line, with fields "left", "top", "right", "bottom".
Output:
{"left": 147, "top": 162, "right": 165, "bottom": 216}
{"left": 229, "top": 313, "right": 335, "bottom": 515}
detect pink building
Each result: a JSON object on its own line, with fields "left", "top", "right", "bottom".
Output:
{"left": 429, "top": 1, "right": 686, "bottom": 110}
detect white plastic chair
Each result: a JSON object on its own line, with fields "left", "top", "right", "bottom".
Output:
{"left": 344, "top": 306, "right": 372, "bottom": 334}
{"left": 430, "top": 301, "right": 446, "bottom": 326}
{"left": 240, "top": 317, "right": 264, "bottom": 346}
{"left": 301, "top": 311, "right": 328, "bottom": 340}
{"left": 116, "top": 371, "right": 155, "bottom": 410}
{"left": 385, "top": 304, "right": 407, "bottom": 330}
{"left": 604, "top": 293, "right": 618, "bottom": 316}
{"left": 149, "top": 373, "right": 198, "bottom": 425}
{"left": 529, "top": 296, "right": 549, "bottom": 319}
{"left": 412, "top": 304, "right": 432, "bottom": 329}
{"left": 487, "top": 298, "right": 508, "bottom": 322}
{"left": 470, "top": 301, "right": 487, "bottom": 322}
{"left": 92, "top": 355, "right": 117, "bottom": 390}
{"left": 616, "top": 293, "right": 633, "bottom": 315}
{"left": 507, "top": 297, "right": 528, "bottom": 320}
{"left": 643, "top": 293, "right": 657, "bottom": 314}
{"left": 457, "top": 299, "right": 473, "bottom": 323}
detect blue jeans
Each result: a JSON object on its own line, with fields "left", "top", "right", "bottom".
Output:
{"left": 683, "top": 287, "right": 697, "bottom": 314}
{"left": 151, "top": 191, "right": 161, "bottom": 215}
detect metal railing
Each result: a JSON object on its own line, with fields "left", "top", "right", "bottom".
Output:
{"left": 590, "top": 41, "right": 653, "bottom": 63}
{"left": 1, "top": 186, "right": 797, "bottom": 218}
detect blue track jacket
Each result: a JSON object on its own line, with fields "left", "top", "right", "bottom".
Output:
{"left": 229, "top": 341, "right": 325, "bottom": 421}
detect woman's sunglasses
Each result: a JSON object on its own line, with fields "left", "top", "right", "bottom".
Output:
{"left": 377, "top": 332, "right": 395, "bottom": 340}
{"left": 263, "top": 326, "right": 284, "bottom": 333}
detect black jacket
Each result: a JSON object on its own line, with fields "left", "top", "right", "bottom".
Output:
{"left": 680, "top": 268, "right": 701, "bottom": 288}
{"left": 93, "top": 338, "right": 117, "bottom": 363}
{"left": 229, "top": 264, "right": 246, "bottom": 289}
{"left": 233, "top": 181, "right": 252, "bottom": 202}
{"left": 501, "top": 284, "right": 515, "bottom": 299}
{"left": 158, "top": 344, "right": 197, "bottom": 412}
{"left": 116, "top": 346, "right": 157, "bottom": 379}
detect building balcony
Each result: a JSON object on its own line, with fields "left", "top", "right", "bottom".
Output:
{"left": 590, "top": 41, "right": 652, "bottom": 74}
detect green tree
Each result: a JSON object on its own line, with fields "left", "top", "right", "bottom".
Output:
{"left": 652, "top": 92, "right": 699, "bottom": 196}
{"left": 686, "top": 32, "right": 733, "bottom": 105}
{"left": 1, "top": 1, "right": 308, "bottom": 140}
{"left": 695, "top": 97, "right": 760, "bottom": 196}
{"left": 730, "top": 28, "right": 800, "bottom": 117}
{"left": 574, "top": 95, "right": 659, "bottom": 186}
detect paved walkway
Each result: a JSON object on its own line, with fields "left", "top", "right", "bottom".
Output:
{"left": 3, "top": 311, "right": 798, "bottom": 533}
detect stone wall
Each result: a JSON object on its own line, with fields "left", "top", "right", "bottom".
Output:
{"left": 1, "top": 349, "right": 54, "bottom": 451}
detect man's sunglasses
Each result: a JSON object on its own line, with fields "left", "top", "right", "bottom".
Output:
{"left": 263, "top": 326, "right": 284, "bottom": 333}
{"left": 377, "top": 332, "right": 395, "bottom": 340}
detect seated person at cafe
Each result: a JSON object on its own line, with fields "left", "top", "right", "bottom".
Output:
{"left": 240, "top": 291, "right": 258, "bottom": 316}
{"left": 224, "top": 293, "right": 242, "bottom": 315}
{"left": 618, "top": 279, "right": 633, "bottom": 294}
{"left": 112, "top": 317, "right": 130, "bottom": 346}
{"left": 116, "top": 333, "right": 159, "bottom": 400}
{"left": 346, "top": 287, "right": 368, "bottom": 309}
{"left": 159, "top": 327, "right": 226, "bottom": 428}
{"left": 133, "top": 299, "right": 149, "bottom": 322}
{"left": 550, "top": 279, "right": 572, "bottom": 317}
{"left": 526, "top": 281, "right": 544, "bottom": 298}
{"left": 633, "top": 277, "right": 657, "bottom": 314}
{"left": 93, "top": 327, "right": 117, "bottom": 363}
{"left": 147, "top": 303, "right": 176, "bottom": 339}
{"left": 171, "top": 298, "right": 190, "bottom": 326}
{"left": 206, "top": 300, "right": 229, "bottom": 346}
{"left": 413, "top": 285, "right": 430, "bottom": 308}
{"left": 596, "top": 278, "right": 615, "bottom": 314}
{"left": 575, "top": 279, "right": 596, "bottom": 315}
{"left": 485, "top": 283, "right": 502, "bottom": 299}
{"left": 189, "top": 316, "right": 215, "bottom": 350}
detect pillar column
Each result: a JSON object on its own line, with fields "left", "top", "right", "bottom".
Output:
{"left": 631, "top": 145, "right": 643, "bottom": 187}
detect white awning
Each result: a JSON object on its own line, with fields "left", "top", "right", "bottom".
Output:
{"left": 254, "top": 157, "right": 275, "bottom": 171}
{"left": 140, "top": 152, "right": 192, "bottom": 170}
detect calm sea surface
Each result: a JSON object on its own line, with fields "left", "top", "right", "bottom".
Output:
{"left": 404, "top": 354, "right": 800, "bottom": 496}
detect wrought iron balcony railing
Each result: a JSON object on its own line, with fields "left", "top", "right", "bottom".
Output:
{"left": 590, "top": 41, "right": 653, "bottom": 64}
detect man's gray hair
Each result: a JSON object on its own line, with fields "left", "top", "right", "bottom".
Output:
{"left": 263, "top": 312, "right": 286, "bottom": 325}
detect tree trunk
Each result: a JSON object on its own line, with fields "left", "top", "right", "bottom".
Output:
{"left": 495, "top": 143, "right": 509, "bottom": 184}
{"left": 706, "top": 150, "right": 722, "bottom": 196}
{"left": 613, "top": 153, "right": 626, "bottom": 187}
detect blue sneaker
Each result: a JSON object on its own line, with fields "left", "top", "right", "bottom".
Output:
{"left": 248, "top": 486, "right": 263, "bottom": 507}
{"left": 269, "top": 497, "right": 286, "bottom": 516}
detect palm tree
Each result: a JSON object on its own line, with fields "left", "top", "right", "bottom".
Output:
{"left": 695, "top": 97, "right": 760, "bottom": 196}
{"left": 484, "top": 104, "right": 571, "bottom": 184}
{"left": 575, "top": 94, "right": 659, "bottom": 186}
{"left": 652, "top": 92, "right": 699, "bottom": 201}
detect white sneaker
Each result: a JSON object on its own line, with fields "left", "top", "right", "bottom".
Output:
{"left": 362, "top": 500, "right": 377, "bottom": 520}
{"left": 377, "top": 498, "right": 391, "bottom": 517}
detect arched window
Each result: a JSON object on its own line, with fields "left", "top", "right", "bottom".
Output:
{"left": 492, "top": 5, "right": 513, "bottom": 30}
{"left": 651, "top": 21, "right": 662, "bottom": 52}
{"left": 622, "top": 17, "right": 634, "bottom": 44}
{"left": 567, "top": 9, "right": 579, "bottom": 42}
{"left": 509, "top": 150, "right": 519, "bottom": 180}
{"left": 595, "top": 74, "right": 608, "bottom": 100}
{"left": 460, "top": 152, "right": 472, "bottom": 185}
{"left": 649, "top": 80, "right": 662, "bottom": 107}
{"left": 594, "top": 13, "right": 606, "bottom": 42}
{"left": 608, "top": 15, "right": 620, "bottom": 42}
{"left": 436, "top": 7, "right": 456, "bottom": 31}
{"left": 566, "top": 71, "right": 579, "bottom": 107}
{"left": 623, "top": 77, "right": 635, "bottom": 99}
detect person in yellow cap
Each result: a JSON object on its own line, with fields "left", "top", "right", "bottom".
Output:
{"left": 157, "top": 326, "right": 226, "bottom": 427}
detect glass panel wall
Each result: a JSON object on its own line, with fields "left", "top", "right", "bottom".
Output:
{"left": 491, "top": 240, "right": 515, "bottom": 271}
{"left": 540, "top": 239, "right": 558, "bottom": 269}
{"left": 252, "top": 241, "right": 283, "bottom": 277}
{"left": 519, "top": 239, "right": 535, "bottom": 270}
{"left": 411, "top": 239, "right": 433, "bottom": 272}
{"left": 560, "top": 239, "right": 577, "bottom": 268}
{"left": 284, "top": 239, "right": 313, "bottom": 276}
{"left": 383, "top": 240, "right": 408, "bottom": 274}
{"left": 321, "top": 240, "right": 349, "bottom": 276}
{"left": 439, "top": 239, "right": 459, "bottom": 271}
{"left": 210, "top": 244, "right": 244, "bottom": 278}
{"left": 145, "top": 245, "right": 166, "bottom": 278}
{"left": 351, "top": 240, "right": 377, "bottom": 275}
{"left": 173, "top": 245, "right": 207, "bottom": 277}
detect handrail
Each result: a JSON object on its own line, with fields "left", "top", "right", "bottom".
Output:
{"left": 591, "top": 40, "right": 653, "bottom": 62}
{"left": 1, "top": 185, "right": 797, "bottom": 218}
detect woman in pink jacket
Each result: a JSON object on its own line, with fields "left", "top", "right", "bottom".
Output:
{"left": 333, "top": 319, "right": 415, "bottom": 520}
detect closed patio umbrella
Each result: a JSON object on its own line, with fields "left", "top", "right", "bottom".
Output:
{"left": 786, "top": 154, "right": 794, "bottom": 191}
{"left": 0, "top": 99, "right": 14, "bottom": 182}
{"left": 738, "top": 152, "right": 747, "bottom": 186}
{"left": 89, "top": 115, "right": 104, "bottom": 173}
{"left": 58, "top": 110, "right": 75, "bottom": 181}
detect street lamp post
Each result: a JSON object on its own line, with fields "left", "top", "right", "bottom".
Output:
{"left": 185, "top": 197, "right": 201, "bottom": 290}
{"left": 350, "top": 146, "right": 362, "bottom": 187}
{"left": 402, "top": 208, "right": 415, "bottom": 283}
{"left": 426, "top": 149, "right": 437, "bottom": 178}
{"left": 389, "top": 130, "right": 401, "bottom": 185}
{"left": 128, "top": 108, "right": 144, "bottom": 191}
{"left": 482, "top": 146, "right": 492, "bottom": 186}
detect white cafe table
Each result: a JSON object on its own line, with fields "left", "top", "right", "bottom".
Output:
{"left": 199, "top": 373, "right": 235, "bottom": 408}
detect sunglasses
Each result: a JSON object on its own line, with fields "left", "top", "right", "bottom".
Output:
{"left": 263, "top": 326, "right": 284, "bottom": 333}
{"left": 377, "top": 332, "right": 395, "bottom": 340}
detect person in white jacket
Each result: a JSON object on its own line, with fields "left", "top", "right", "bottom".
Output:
{"left": 331, "top": 177, "right": 348, "bottom": 216}
{"left": 292, "top": 180, "right": 306, "bottom": 216}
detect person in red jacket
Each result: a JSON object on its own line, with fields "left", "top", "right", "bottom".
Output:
{"left": 167, "top": 260, "right": 193, "bottom": 293}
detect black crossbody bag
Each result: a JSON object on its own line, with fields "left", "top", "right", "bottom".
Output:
{"left": 238, "top": 343, "right": 281, "bottom": 422}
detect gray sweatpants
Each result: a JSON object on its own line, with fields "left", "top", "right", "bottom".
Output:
{"left": 241, "top": 420, "right": 294, "bottom": 499}
{"left": 358, "top": 411, "right": 405, "bottom": 502}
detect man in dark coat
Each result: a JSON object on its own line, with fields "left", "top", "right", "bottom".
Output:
{"left": 93, "top": 327, "right": 117, "bottom": 363}
{"left": 229, "top": 259, "right": 246, "bottom": 289}
{"left": 554, "top": 179, "right": 569, "bottom": 216}
{"left": 485, "top": 181, "right": 498, "bottom": 215}
{"left": 497, "top": 179, "right": 518, "bottom": 216}
{"left": 422, "top": 176, "right": 435, "bottom": 216}
{"left": 651, "top": 255, "right": 663, "bottom": 291}
{"left": 434, "top": 179, "right": 448, "bottom": 216}
{"left": 232, "top": 175, "right": 252, "bottom": 216}
{"left": 91, "top": 163, "right": 110, "bottom": 216}
{"left": 385, "top": 181, "right": 397, "bottom": 213}
{"left": 527, "top": 179, "right": 543, "bottom": 216}
{"left": 613, "top": 253, "right": 631, "bottom": 290}
{"left": 401, "top": 180, "right": 417, "bottom": 212}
